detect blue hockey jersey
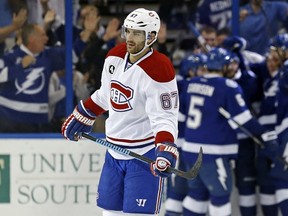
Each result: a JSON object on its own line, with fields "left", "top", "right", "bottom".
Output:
{"left": 271, "top": 63, "right": 288, "bottom": 180}
{"left": 0, "top": 45, "right": 66, "bottom": 124}
{"left": 258, "top": 72, "right": 279, "bottom": 130}
{"left": 196, "top": 0, "right": 232, "bottom": 30}
{"left": 179, "top": 73, "right": 268, "bottom": 162}
{"left": 275, "top": 63, "right": 288, "bottom": 145}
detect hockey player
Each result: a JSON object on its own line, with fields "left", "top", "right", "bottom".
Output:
{"left": 179, "top": 47, "right": 278, "bottom": 216}
{"left": 165, "top": 53, "right": 207, "bottom": 216}
{"left": 62, "top": 8, "right": 179, "bottom": 216}
{"left": 269, "top": 33, "right": 288, "bottom": 215}
{"left": 253, "top": 45, "right": 284, "bottom": 216}
{"left": 222, "top": 36, "right": 263, "bottom": 216}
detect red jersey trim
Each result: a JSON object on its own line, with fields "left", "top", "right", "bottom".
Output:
{"left": 138, "top": 50, "right": 175, "bottom": 83}
{"left": 106, "top": 43, "right": 127, "bottom": 59}
{"left": 106, "top": 136, "right": 155, "bottom": 143}
{"left": 155, "top": 131, "right": 174, "bottom": 144}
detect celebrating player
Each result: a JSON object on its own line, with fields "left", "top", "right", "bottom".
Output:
{"left": 270, "top": 33, "right": 288, "bottom": 215}
{"left": 165, "top": 53, "right": 207, "bottom": 216}
{"left": 61, "top": 8, "right": 179, "bottom": 216}
{"left": 179, "top": 48, "right": 278, "bottom": 216}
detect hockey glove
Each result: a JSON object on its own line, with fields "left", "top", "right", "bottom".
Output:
{"left": 151, "top": 142, "right": 179, "bottom": 178}
{"left": 61, "top": 100, "right": 96, "bottom": 141}
{"left": 260, "top": 131, "right": 279, "bottom": 160}
{"left": 222, "top": 36, "right": 247, "bottom": 52}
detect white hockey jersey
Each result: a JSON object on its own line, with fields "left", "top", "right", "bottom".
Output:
{"left": 85, "top": 43, "right": 179, "bottom": 159}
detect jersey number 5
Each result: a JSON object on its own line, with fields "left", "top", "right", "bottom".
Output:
{"left": 187, "top": 96, "right": 204, "bottom": 129}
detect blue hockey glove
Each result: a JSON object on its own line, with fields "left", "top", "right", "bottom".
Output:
{"left": 150, "top": 142, "right": 179, "bottom": 178}
{"left": 222, "top": 36, "right": 247, "bottom": 52}
{"left": 61, "top": 100, "right": 96, "bottom": 141}
{"left": 260, "top": 131, "right": 279, "bottom": 160}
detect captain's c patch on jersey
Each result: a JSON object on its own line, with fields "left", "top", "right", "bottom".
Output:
{"left": 110, "top": 80, "right": 134, "bottom": 112}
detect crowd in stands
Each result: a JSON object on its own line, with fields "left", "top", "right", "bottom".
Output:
{"left": 0, "top": 0, "right": 288, "bottom": 215}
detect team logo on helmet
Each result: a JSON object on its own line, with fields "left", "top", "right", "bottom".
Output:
{"left": 110, "top": 81, "right": 134, "bottom": 112}
{"left": 148, "top": 12, "right": 155, "bottom": 17}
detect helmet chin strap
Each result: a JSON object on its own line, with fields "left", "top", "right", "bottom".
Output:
{"left": 129, "top": 37, "right": 157, "bottom": 57}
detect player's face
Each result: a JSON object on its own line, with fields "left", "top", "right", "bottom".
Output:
{"left": 225, "top": 61, "right": 239, "bottom": 78}
{"left": 267, "top": 52, "right": 281, "bottom": 75}
{"left": 202, "top": 31, "right": 217, "bottom": 47}
{"left": 197, "top": 66, "right": 207, "bottom": 76}
{"left": 125, "top": 28, "right": 146, "bottom": 54}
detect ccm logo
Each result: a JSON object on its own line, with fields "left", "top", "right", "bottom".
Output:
{"left": 110, "top": 81, "right": 134, "bottom": 112}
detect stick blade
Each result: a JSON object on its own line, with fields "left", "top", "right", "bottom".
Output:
{"left": 185, "top": 146, "right": 203, "bottom": 179}
{"left": 167, "top": 146, "right": 203, "bottom": 179}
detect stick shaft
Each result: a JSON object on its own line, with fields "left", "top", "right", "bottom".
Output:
{"left": 81, "top": 133, "right": 201, "bottom": 179}
{"left": 218, "top": 107, "right": 288, "bottom": 167}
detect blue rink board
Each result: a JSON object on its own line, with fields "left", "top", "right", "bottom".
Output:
{"left": 0, "top": 132, "right": 105, "bottom": 139}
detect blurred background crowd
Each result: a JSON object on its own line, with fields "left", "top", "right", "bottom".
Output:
{"left": 0, "top": 0, "right": 287, "bottom": 134}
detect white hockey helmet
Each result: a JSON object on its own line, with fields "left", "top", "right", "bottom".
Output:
{"left": 123, "top": 8, "right": 160, "bottom": 46}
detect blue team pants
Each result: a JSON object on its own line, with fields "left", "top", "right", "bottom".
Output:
{"left": 97, "top": 149, "right": 164, "bottom": 214}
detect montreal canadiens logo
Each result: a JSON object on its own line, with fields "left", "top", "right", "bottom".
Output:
{"left": 110, "top": 81, "right": 134, "bottom": 112}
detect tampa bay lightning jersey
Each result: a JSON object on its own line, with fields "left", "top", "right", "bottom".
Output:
{"left": 180, "top": 73, "right": 254, "bottom": 162}
{"left": 276, "top": 63, "right": 288, "bottom": 143}
{"left": 233, "top": 69, "right": 260, "bottom": 108}
{"left": 258, "top": 71, "right": 279, "bottom": 130}
{"left": 196, "top": 0, "right": 232, "bottom": 30}
{"left": 179, "top": 73, "right": 270, "bottom": 163}
{"left": 0, "top": 45, "right": 65, "bottom": 123}
{"left": 271, "top": 63, "right": 288, "bottom": 178}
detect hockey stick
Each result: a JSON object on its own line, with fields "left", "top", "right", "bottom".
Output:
{"left": 218, "top": 107, "right": 288, "bottom": 167}
{"left": 187, "top": 21, "right": 211, "bottom": 53}
{"left": 81, "top": 133, "right": 203, "bottom": 179}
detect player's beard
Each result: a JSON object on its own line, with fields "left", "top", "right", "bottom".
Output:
{"left": 224, "top": 69, "right": 236, "bottom": 79}
{"left": 126, "top": 41, "right": 145, "bottom": 55}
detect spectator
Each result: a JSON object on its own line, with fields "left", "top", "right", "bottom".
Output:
{"left": 239, "top": 0, "right": 288, "bottom": 55}
{"left": 0, "top": 8, "right": 27, "bottom": 55}
{"left": 25, "top": 0, "right": 65, "bottom": 26}
{"left": 199, "top": 25, "right": 217, "bottom": 49}
{"left": 194, "top": 0, "right": 232, "bottom": 31}
{"left": 216, "top": 27, "right": 231, "bottom": 47}
{"left": 158, "top": 0, "right": 188, "bottom": 29}
{"left": 0, "top": 23, "right": 91, "bottom": 132}
{"left": 75, "top": 4, "right": 121, "bottom": 93}
{"left": 154, "top": 22, "right": 170, "bottom": 57}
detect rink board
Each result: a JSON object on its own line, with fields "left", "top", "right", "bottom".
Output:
{"left": 0, "top": 136, "right": 106, "bottom": 216}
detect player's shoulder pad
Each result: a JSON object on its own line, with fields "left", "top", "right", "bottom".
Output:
{"left": 138, "top": 49, "right": 175, "bottom": 82}
{"left": 225, "top": 79, "right": 238, "bottom": 88}
{"left": 106, "top": 43, "right": 127, "bottom": 59}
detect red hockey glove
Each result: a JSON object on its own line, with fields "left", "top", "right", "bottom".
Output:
{"left": 151, "top": 142, "right": 179, "bottom": 178}
{"left": 61, "top": 100, "right": 96, "bottom": 141}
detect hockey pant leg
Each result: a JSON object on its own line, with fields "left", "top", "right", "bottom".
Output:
{"left": 235, "top": 138, "right": 257, "bottom": 216}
